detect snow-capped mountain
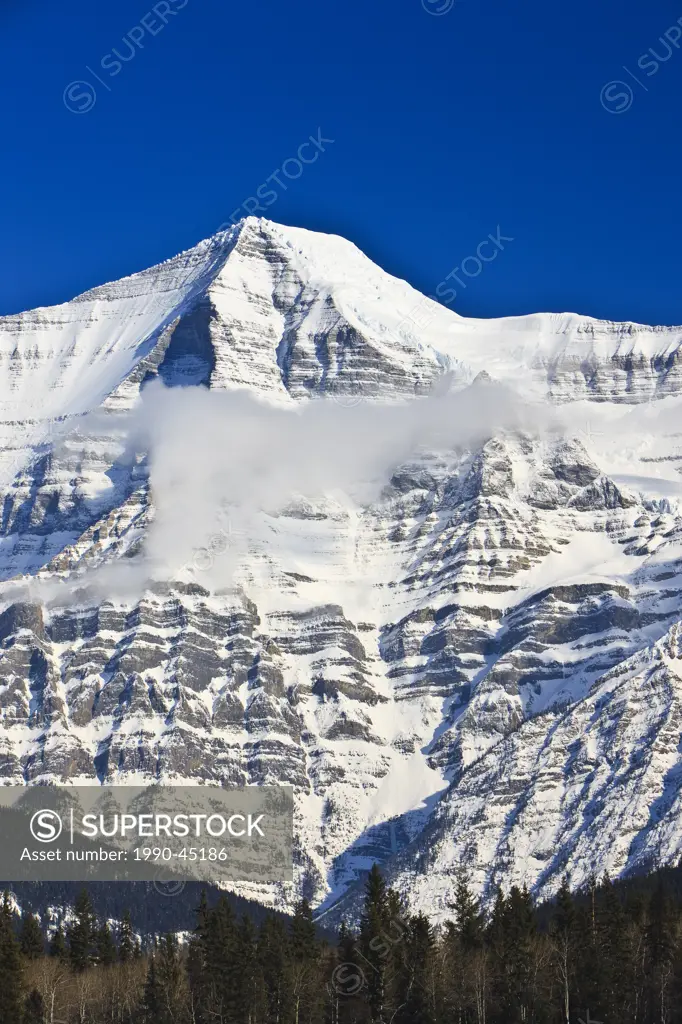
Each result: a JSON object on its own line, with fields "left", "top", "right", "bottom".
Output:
{"left": 1, "top": 216, "right": 682, "bottom": 920}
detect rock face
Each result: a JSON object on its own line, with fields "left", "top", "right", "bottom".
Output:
{"left": 375, "top": 622, "right": 682, "bottom": 920}
{"left": 2, "top": 217, "right": 682, "bottom": 919}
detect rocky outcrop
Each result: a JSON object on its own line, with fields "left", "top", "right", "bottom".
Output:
{"left": 1, "top": 218, "right": 682, "bottom": 918}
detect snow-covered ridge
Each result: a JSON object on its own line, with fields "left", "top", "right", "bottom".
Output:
{"left": 1, "top": 217, "right": 682, "bottom": 920}
{"left": 3, "top": 217, "right": 681, "bottom": 424}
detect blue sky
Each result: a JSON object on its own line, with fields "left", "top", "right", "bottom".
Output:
{"left": 1, "top": 0, "right": 681, "bottom": 325}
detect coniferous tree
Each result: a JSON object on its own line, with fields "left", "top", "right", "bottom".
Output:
{"left": 594, "top": 874, "right": 631, "bottom": 1023}
{"left": 551, "top": 877, "right": 577, "bottom": 1024}
{"left": 291, "top": 898, "right": 317, "bottom": 962}
{"left": 401, "top": 913, "right": 436, "bottom": 1024}
{"left": 6, "top": 859, "right": 682, "bottom": 1024}
{"left": 439, "top": 920, "right": 460, "bottom": 1022}
{"left": 0, "top": 892, "right": 24, "bottom": 1023}
{"left": 448, "top": 871, "right": 487, "bottom": 1023}
{"left": 489, "top": 886, "right": 540, "bottom": 1024}
{"left": 48, "top": 923, "right": 67, "bottom": 960}
{"left": 140, "top": 934, "right": 184, "bottom": 1024}
{"left": 21, "top": 988, "right": 44, "bottom": 1024}
{"left": 289, "top": 899, "right": 322, "bottom": 1024}
{"left": 645, "top": 878, "right": 676, "bottom": 1024}
{"left": 234, "top": 915, "right": 261, "bottom": 1024}
{"left": 141, "top": 953, "right": 163, "bottom": 1022}
{"left": 624, "top": 889, "right": 649, "bottom": 1020}
{"left": 186, "top": 891, "right": 212, "bottom": 1023}
{"left": 359, "top": 864, "right": 392, "bottom": 1024}
{"left": 118, "top": 909, "right": 135, "bottom": 964}
{"left": 198, "top": 894, "right": 238, "bottom": 1022}
{"left": 486, "top": 887, "right": 507, "bottom": 1023}
{"left": 359, "top": 864, "right": 406, "bottom": 1024}
{"left": 453, "top": 871, "right": 485, "bottom": 951}
{"left": 67, "top": 889, "right": 96, "bottom": 972}
{"left": 573, "top": 900, "right": 599, "bottom": 1021}
{"left": 334, "top": 920, "right": 365, "bottom": 1024}
{"left": 258, "top": 913, "right": 290, "bottom": 1024}
{"left": 19, "top": 913, "right": 43, "bottom": 960}
{"left": 156, "top": 933, "right": 184, "bottom": 1023}
{"left": 95, "top": 921, "right": 117, "bottom": 965}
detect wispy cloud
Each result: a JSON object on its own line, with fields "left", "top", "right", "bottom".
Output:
{"left": 9, "top": 377, "right": 560, "bottom": 606}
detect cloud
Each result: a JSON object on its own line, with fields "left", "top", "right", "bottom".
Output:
{"left": 3, "top": 376, "right": 560, "bottom": 607}
{"left": 135, "top": 375, "right": 555, "bottom": 569}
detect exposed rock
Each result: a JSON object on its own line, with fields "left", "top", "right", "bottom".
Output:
{"left": 1, "top": 217, "right": 682, "bottom": 919}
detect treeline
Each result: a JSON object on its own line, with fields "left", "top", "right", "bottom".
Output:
{"left": 2, "top": 865, "right": 682, "bottom": 1022}
{"left": 7, "top": 879, "right": 279, "bottom": 939}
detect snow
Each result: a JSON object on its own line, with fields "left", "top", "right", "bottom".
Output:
{"left": 2, "top": 216, "right": 682, "bottom": 918}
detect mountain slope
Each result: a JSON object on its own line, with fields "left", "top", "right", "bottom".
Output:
{"left": 1, "top": 217, "right": 682, "bottom": 918}
{"left": 369, "top": 621, "right": 682, "bottom": 923}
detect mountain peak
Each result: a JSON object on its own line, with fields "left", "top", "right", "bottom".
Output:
{"left": 1, "top": 221, "right": 682, "bottom": 919}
